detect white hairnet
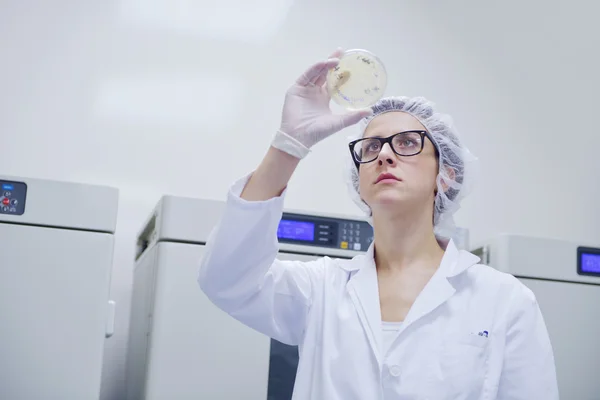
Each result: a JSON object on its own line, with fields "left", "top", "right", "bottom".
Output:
{"left": 345, "top": 96, "right": 477, "bottom": 240}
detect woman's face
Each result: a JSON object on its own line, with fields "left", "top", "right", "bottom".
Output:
{"left": 358, "top": 111, "right": 439, "bottom": 216}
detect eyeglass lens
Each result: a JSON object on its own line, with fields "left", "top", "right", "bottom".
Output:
{"left": 353, "top": 131, "right": 423, "bottom": 162}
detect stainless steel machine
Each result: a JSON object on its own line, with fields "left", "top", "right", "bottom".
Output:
{"left": 0, "top": 175, "right": 118, "bottom": 400}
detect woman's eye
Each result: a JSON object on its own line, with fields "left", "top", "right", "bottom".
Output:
{"left": 366, "top": 142, "right": 380, "bottom": 152}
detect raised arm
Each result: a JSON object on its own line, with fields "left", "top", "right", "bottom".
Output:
{"left": 197, "top": 49, "right": 372, "bottom": 345}
{"left": 197, "top": 164, "right": 323, "bottom": 345}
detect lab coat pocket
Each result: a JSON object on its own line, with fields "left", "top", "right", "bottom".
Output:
{"left": 454, "top": 331, "right": 489, "bottom": 348}
{"left": 439, "top": 332, "right": 489, "bottom": 395}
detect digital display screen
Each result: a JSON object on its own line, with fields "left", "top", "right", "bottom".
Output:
{"left": 580, "top": 253, "right": 600, "bottom": 274}
{"left": 2, "top": 183, "right": 13, "bottom": 191}
{"left": 277, "top": 220, "right": 315, "bottom": 242}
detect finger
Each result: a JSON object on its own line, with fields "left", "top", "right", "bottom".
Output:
{"left": 310, "top": 57, "right": 340, "bottom": 87}
{"left": 332, "top": 109, "right": 374, "bottom": 132}
{"left": 314, "top": 74, "right": 328, "bottom": 88}
{"left": 309, "top": 58, "right": 339, "bottom": 85}
{"left": 313, "top": 61, "right": 338, "bottom": 86}
{"left": 310, "top": 58, "right": 340, "bottom": 86}
{"left": 296, "top": 58, "right": 340, "bottom": 86}
{"left": 329, "top": 47, "right": 344, "bottom": 59}
{"left": 315, "top": 48, "right": 345, "bottom": 87}
{"left": 296, "top": 60, "right": 327, "bottom": 86}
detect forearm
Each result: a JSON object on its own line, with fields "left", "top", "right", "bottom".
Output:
{"left": 240, "top": 146, "right": 301, "bottom": 201}
{"left": 198, "top": 184, "right": 285, "bottom": 309}
{"left": 198, "top": 168, "right": 319, "bottom": 344}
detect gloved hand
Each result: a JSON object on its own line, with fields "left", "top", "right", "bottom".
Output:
{"left": 271, "top": 48, "right": 373, "bottom": 159}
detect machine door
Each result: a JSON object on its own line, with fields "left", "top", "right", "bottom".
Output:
{"left": 143, "top": 242, "right": 273, "bottom": 400}
{"left": 0, "top": 223, "right": 114, "bottom": 400}
{"left": 267, "top": 252, "right": 329, "bottom": 400}
{"left": 126, "top": 245, "right": 159, "bottom": 400}
{"left": 137, "top": 243, "right": 343, "bottom": 400}
{"left": 519, "top": 278, "right": 600, "bottom": 399}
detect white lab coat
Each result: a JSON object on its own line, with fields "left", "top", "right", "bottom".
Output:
{"left": 198, "top": 174, "right": 559, "bottom": 400}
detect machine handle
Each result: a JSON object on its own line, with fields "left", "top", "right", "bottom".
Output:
{"left": 106, "top": 300, "right": 116, "bottom": 338}
{"left": 136, "top": 213, "right": 157, "bottom": 260}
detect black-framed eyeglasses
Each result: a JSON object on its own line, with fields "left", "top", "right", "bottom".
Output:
{"left": 348, "top": 130, "right": 435, "bottom": 166}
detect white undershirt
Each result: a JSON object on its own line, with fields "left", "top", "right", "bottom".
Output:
{"left": 382, "top": 321, "right": 403, "bottom": 354}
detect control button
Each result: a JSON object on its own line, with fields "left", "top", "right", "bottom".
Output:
{"left": 353, "top": 243, "right": 362, "bottom": 251}
{"left": 340, "top": 241, "right": 348, "bottom": 249}
{"left": 10, "top": 199, "right": 17, "bottom": 206}
{"left": 1, "top": 197, "right": 8, "bottom": 206}
{"left": 389, "top": 365, "right": 401, "bottom": 377}
{"left": 2, "top": 206, "right": 8, "bottom": 212}
{"left": 3, "top": 191, "right": 11, "bottom": 197}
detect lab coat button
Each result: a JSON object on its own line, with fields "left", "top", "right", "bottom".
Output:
{"left": 390, "top": 365, "right": 401, "bottom": 377}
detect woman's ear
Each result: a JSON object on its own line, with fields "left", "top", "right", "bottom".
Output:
{"left": 440, "top": 166, "right": 456, "bottom": 193}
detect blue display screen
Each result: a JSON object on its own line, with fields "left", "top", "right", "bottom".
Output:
{"left": 580, "top": 253, "right": 600, "bottom": 274}
{"left": 277, "top": 220, "right": 315, "bottom": 241}
{"left": 2, "top": 184, "right": 14, "bottom": 191}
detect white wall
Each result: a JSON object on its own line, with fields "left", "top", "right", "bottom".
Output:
{"left": 1, "top": 1, "right": 598, "bottom": 398}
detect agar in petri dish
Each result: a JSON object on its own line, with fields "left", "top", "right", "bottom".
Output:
{"left": 326, "top": 49, "right": 387, "bottom": 110}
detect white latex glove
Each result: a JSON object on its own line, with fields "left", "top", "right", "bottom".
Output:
{"left": 271, "top": 48, "right": 373, "bottom": 159}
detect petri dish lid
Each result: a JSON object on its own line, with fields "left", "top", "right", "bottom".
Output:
{"left": 326, "top": 49, "right": 387, "bottom": 110}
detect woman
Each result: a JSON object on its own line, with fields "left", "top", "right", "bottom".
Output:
{"left": 198, "top": 49, "right": 559, "bottom": 399}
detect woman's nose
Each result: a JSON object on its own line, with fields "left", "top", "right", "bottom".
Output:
{"left": 377, "top": 143, "right": 397, "bottom": 165}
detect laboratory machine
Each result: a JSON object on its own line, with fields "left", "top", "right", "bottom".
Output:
{"left": 125, "top": 196, "right": 373, "bottom": 400}
{"left": 473, "top": 234, "right": 600, "bottom": 399}
{"left": 0, "top": 175, "right": 119, "bottom": 399}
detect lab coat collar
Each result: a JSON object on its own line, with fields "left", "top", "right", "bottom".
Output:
{"left": 444, "top": 241, "right": 481, "bottom": 278}
{"left": 340, "top": 239, "right": 481, "bottom": 278}
{"left": 342, "top": 239, "right": 481, "bottom": 367}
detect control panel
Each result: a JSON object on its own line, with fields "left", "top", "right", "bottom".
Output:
{"left": 0, "top": 180, "right": 27, "bottom": 216}
{"left": 277, "top": 212, "right": 373, "bottom": 251}
{"left": 578, "top": 246, "right": 600, "bottom": 277}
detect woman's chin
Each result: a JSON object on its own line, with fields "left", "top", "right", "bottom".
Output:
{"left": 369, "top": 192, "right": 407, "bottom": 207}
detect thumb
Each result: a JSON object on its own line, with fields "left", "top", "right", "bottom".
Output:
{"left": 331, "top": 108, "right": 373, "bottom": 132}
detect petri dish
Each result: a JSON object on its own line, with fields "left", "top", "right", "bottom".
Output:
{"left": 326, "top": 49, "right": 387, "bottom": 110}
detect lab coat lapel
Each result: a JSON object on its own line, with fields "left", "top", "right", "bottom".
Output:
{"left": 400, "top": 269, "right": 455, "bottom": 331}
{"left": 346, "top": 246, "right": 382, "bottom": 366}
{"left": 400, "top": 240, "right": 479, "bottom": 330}
{"left": 342, "top": 240, "right": 481, "bottom": 364}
